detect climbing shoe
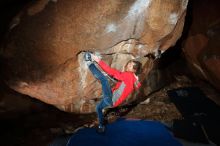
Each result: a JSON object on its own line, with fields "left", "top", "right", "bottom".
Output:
{"left": 96, "top": 125, "right": 105, "bottom": 133}
{"left": 84, "top": 52, "right": 92, "bottom": 61}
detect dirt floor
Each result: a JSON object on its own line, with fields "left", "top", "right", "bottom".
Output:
{"left": 0, "top": 76, "right": 219, "bottom": 146}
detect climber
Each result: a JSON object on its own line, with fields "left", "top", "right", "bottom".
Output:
{"left": 84, "top": 52, "right": 142, "bottom": 133}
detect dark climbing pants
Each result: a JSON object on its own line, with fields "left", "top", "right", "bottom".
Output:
{"left": 88, "top": 63, "right": 113, "bottom": 126}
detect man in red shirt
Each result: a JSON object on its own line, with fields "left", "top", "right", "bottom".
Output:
{"left": 84, "top": 52, "right": 141, "bottom": 133}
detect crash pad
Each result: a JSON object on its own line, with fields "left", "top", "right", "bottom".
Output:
{"left": 67, "top": 118, "right": 182, "bottom": 146}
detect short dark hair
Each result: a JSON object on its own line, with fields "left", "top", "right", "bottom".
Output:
{"left": 126, "top": 60, "right": 142, "bottom": 75}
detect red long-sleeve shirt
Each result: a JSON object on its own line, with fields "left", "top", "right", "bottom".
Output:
{"left": 98, "top": 60, "right": 141, "bottom": 107}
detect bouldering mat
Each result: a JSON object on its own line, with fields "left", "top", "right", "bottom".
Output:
{"left": 67, "top": 118, "right": 182, "bottom": 146}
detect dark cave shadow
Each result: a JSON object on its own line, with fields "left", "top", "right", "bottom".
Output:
{"left": 167, "top": 87, "right": 220, "bottom": 145}
{"left": 0, "top": 0, "right": 59, "bottom": 82}
{"left": 0, "top": 0, "right": 33, "bottom": 43}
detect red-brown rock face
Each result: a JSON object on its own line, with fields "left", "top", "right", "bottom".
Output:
{"left": 1, "top": 0, "right": 188, "bottom": 113}
{"left": 183, "top": 0, "right": 220, "bottom": 94}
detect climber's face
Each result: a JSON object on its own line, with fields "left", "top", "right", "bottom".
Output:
{"left": 125, "top": 61, "right": 135, "bottom": 72}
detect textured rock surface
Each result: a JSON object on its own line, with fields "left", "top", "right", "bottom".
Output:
{"left": 0, "top": 0, "right": 188, "bottom": 112}
{"left": 183, "top": 0, "right": 220, "bottom": 95}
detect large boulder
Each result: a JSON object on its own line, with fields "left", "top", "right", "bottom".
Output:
{"left": 0, "top": 0, "right": 188, "bottom": 113}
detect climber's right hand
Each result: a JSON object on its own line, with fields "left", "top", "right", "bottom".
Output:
{"left": 91, "top": 54, "right": 100, "bottom": 62}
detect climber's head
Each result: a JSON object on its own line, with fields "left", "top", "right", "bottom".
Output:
{"left": 125, "top": 60, "right": 142, "bottom": 75}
